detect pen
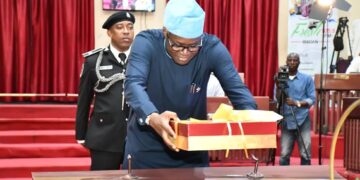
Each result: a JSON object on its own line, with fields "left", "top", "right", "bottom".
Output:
{"left": 190, "top": 83, "right": 195, "bottom": 93}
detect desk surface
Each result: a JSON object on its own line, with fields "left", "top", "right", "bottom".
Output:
{"left": 32, "top": 165, "right": 344, "bottom": 180}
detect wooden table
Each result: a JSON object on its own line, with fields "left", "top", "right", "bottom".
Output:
{"left": 32, "top": 165, "right": 344, "bottom": 180}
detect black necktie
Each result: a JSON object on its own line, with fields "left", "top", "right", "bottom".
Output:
{"left": 118, "top": 53, "right": 127, "bottom": 64}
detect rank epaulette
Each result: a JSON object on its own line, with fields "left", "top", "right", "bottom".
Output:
{"left": 82, "top": 48, "right": 104, "bottom": 58}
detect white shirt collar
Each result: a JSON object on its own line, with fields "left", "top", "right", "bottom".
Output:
{"left": 289, "top": 75, "right": 296, "bottom": 80}
{"left": 109, "top": 44, "right": 131, "bottom": 63}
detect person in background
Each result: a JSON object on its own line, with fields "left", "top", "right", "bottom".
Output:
{"left": 207, "top": 73, "right": 245, "bottom": 97}
{"left": 122, "top": 0, "right": 256, "bottom": 169}
{"left": 75, "top": 11, "right": 135, "bottom": 170}
{"left": 274, "top": 53, "right": 315, "bottom": 165}
{"left": 346, "top": 53, "right": 360, "bottom": 73}
{"left": 346, "top": 19, "right": 360, "bottom": 73}
{"left": 350, "top": 19, "right": 360, "bottom": 61}
{"left": 110, "top": 0, "right": 119, "bottom": 9}
{"left": 207, "top": 73, "right": 225, "bottom": 97}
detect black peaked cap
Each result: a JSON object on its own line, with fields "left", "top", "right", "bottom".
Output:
{"left": 102, "top": 11, "right": 135, "bottom": 29}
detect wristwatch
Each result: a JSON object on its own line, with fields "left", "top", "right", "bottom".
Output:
{"left": 296, "top": 101, "right": 301, "bottom": 108}
{"left": 145, "top": 115, "right": 151, "bottom": 125}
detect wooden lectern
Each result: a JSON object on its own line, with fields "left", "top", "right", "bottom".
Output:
{"left": 313, "top": 74, "right": 360, "bottom": 134}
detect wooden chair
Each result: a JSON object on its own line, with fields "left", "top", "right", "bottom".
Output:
{"left": 206, "top": 96, "right": 269, "bottom": 113}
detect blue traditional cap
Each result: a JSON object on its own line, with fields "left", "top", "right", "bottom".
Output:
{"left": 102, "top": 11, "right": 135, "bottom": 29}
{"left": 164, "top": 0, "right": 205, "bottom": 39}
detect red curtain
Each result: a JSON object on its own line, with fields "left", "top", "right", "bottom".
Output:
{"left": 197, "top": 0, "right": 278, "bottom": 96}
{"left": 0, "top": 0, "right": 94, "bottom": 102}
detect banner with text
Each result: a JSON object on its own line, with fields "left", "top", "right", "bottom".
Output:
{"left": 288, "top": 0, "right": 337, "bottom": 76}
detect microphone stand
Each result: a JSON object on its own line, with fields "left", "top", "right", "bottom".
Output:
{"left": 268, "top": 82, "right": 286, "bottom": 166}
{"left": 318, "top": 19, "right": 326, "bottom": 165}
{"left": 278, "top": 84, "right": 311, "bottom": 165}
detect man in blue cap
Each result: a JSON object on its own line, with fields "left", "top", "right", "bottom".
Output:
{"left": 75, "top": 11, "right": 135, "bottom": 170}
{"left": 123, "top": 0, "right": 256, "bottom": 169}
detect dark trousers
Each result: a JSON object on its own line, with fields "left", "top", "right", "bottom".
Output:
{"left": 90, "top": 149, "right": 124, "bottom": 170}
{"left": 279, "top": 117, "right": 311, "bottom": 166}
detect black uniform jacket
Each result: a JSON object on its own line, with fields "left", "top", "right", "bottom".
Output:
{"left": 75, "top": 48, "right": 128, "bottom": 153}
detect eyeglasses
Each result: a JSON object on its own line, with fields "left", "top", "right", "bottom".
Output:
{"left": 167, "top": 35, "right": 202, "bottom": 52}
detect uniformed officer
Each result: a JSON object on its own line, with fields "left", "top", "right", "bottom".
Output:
{"left": 75, "top": 11, "right": 135, "bottom": 170}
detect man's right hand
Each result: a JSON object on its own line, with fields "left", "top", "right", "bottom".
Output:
{"left": 148, "top": 111, "right": 180, "bottom": 152}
